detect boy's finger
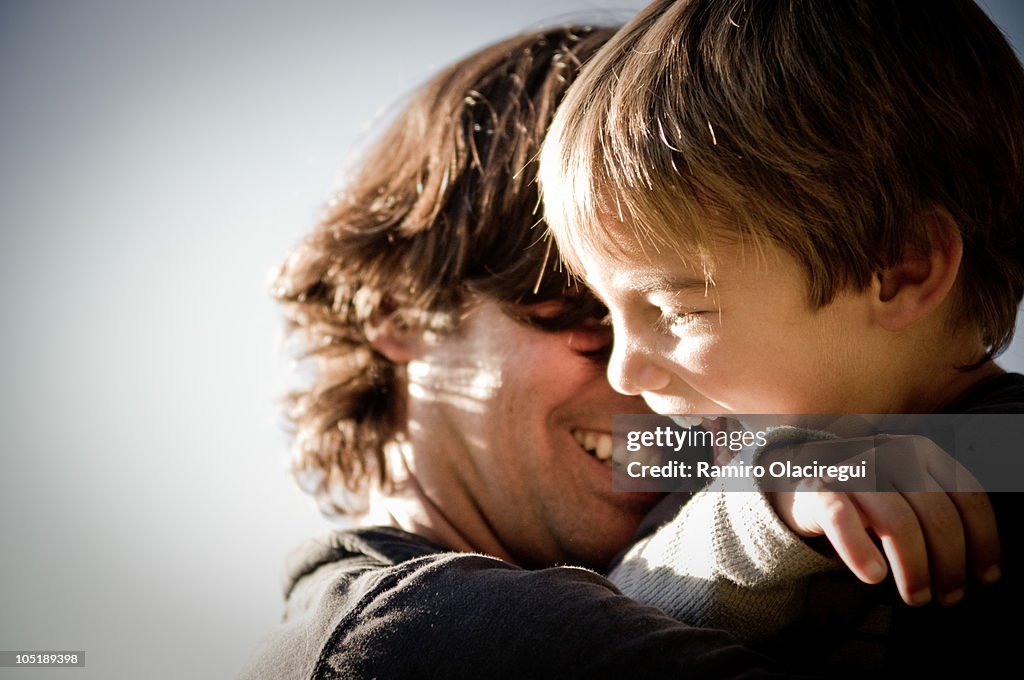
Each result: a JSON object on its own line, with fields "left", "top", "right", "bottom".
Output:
{"left": 804, "top": 491, "right": 888, "bottom": 585}
{"left": 923, "top": 441, "right": 985, "bottom": 493}
{"left": 853, "top": 492, "right": 931, "bottom": 606}
{"left": 949, "top": 491, "right": 1002, "bottom": 585}
{"left": 901, "top": 487, "right": 967, "bottom": 606}
{"left": 907, "top": 442, "right": 1000, "bottom": 585}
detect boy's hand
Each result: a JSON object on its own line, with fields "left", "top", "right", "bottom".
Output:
{"left": 764, "top": 435, "right": 1001, "bottom": 607}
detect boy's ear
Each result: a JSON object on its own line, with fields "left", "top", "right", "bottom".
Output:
{"left": 871, "top": 207, "right": 963, "bottom": 332}
{"left": 365, "top": 312, "right": 422, "bottom": 364}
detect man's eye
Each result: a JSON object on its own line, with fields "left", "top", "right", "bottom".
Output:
{"left": 577, "top": 313, "right": 612, "bottom": 331}
{"left": 567, "top": 323, "right": 613, "bottom": 362}
{"left": 572, "top": 332, "right": 613, "bottom": 363}
{"left": 577, "top": 344, "right": 612, "bottom": 364}
{"left": 522, "top": 300, "right": 569, "bottom": 321}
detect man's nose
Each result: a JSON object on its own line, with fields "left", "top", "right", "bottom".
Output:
{"left": 607, "top": 335, "right": 672, "bottom": 396}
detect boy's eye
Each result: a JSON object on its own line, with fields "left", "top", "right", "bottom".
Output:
{"left": 656, "top": 307, "right": 704, "bottom": 332}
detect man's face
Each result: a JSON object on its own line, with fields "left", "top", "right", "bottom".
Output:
{"left": 403, "top": 298, "right": 661, "bottom": 570}
{"left": 574, "top": 228, "right": 894, "bottom": 416}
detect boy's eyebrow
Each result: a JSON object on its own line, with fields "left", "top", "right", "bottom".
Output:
{"left": 628, "top": 272, "right": 712, "bottom": 296}
{"left": 586, "top": 270, "right": 713, "bottom": 306}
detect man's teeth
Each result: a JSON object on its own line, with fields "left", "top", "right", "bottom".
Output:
{"left": 670, "top": 415, "right": 705, "bottom": 429}
{"left": 572, "top": 429, "right": 613, "bottom": 462}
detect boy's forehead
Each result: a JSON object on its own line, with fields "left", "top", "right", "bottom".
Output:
{"left": 580, "top": 226, "right": 814, "bottom": 307}
{"left": 570, "top": 213, "right": 678, "bottom": 263}
{"left": 577, "top": 228, "right": 713, "bottom": 296}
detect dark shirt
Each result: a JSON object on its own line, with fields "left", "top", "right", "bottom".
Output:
{"left": 783, "top": 372, "right": 1024, "bottom": 676}
{"left": 884, "top": 371, "right": 1024, "bottom": 674}
{"left": 238, "top": 526, "right": 800, "bottom": 679}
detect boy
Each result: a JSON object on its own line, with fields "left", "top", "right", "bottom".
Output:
{"left": 540, "top": 0, "right": 1023, "bottom": 673}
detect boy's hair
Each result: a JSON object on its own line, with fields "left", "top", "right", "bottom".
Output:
{"left": 274, "top": 26, "right": 614, "bottom": 515}
{"left": 541, "top": 0, "right": 1024, "bottom": 359}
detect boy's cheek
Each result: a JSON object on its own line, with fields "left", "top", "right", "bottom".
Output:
{"left": 665, "top": 332, "right": 717, "bottom": 376}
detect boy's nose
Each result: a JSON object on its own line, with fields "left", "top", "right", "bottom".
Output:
{"left": 607, "top": 336, "right": 672, "bottom": 396}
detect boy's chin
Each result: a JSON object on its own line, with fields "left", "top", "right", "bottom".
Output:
{"left": 640, "top": 392, "right": 707, "bottom": 416}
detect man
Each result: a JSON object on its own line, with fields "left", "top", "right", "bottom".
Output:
{"left": 539, "top": 0, "right": 1023, "bottom": 673}
{"left": 239, "top": 26, "right": 795, "bottom": 679}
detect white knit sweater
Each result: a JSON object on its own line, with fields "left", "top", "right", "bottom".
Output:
{"left": 608, "top": 427, "right": 842, "bottom": 643}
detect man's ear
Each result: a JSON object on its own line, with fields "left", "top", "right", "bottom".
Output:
{"left": 871, "top": 207, "right": 963, "bottom": 332}
{"left": 365, "top": 313, "right": 422, "bottom": 364}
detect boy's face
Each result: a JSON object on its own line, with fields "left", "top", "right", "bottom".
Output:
{"left": 576, "top": 227, "right": 898, "bottom": 415}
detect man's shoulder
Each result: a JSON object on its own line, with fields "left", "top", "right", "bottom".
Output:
{"left": 278, "top": 524, "right": 616, "bottom": 614}
{"left": 239, "top": 526, "right": 783, "bottom": 680}
{"left": 239, "top": 526, "right": 621, "bottom": 679}
{"left": 280, "top": 527, "right": 622, "bottom": 678}
{"left": 279, "top": 525, "right": 449, "bottom": 595}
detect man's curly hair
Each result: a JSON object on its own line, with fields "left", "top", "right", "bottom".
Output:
{"left": 273, "top": 26, "right": 615, "bottom": 515}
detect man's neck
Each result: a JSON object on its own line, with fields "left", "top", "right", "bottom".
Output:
{"left": 362, "top": 441, "right": 517, "bottom": 563}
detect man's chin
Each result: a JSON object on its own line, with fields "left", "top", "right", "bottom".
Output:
{"left": 567, "top": 498, "right": 663, "bottom": 565}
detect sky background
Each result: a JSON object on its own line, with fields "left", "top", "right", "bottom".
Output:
{"left": 1, "top": 1, "right": 1022, "bottom": 678}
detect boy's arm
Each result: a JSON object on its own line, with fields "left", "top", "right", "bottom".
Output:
{"left": 606, "top": 428, "right": 841, "bottom": 643}
{"left": 607, "top": 428, "right": 1002, "bottom": 641}
{"left": 608, "top": 482, "right": 840, "bottom": 643}
{"left": 763, "top": 434, "right": 1002, "bottom": 606}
